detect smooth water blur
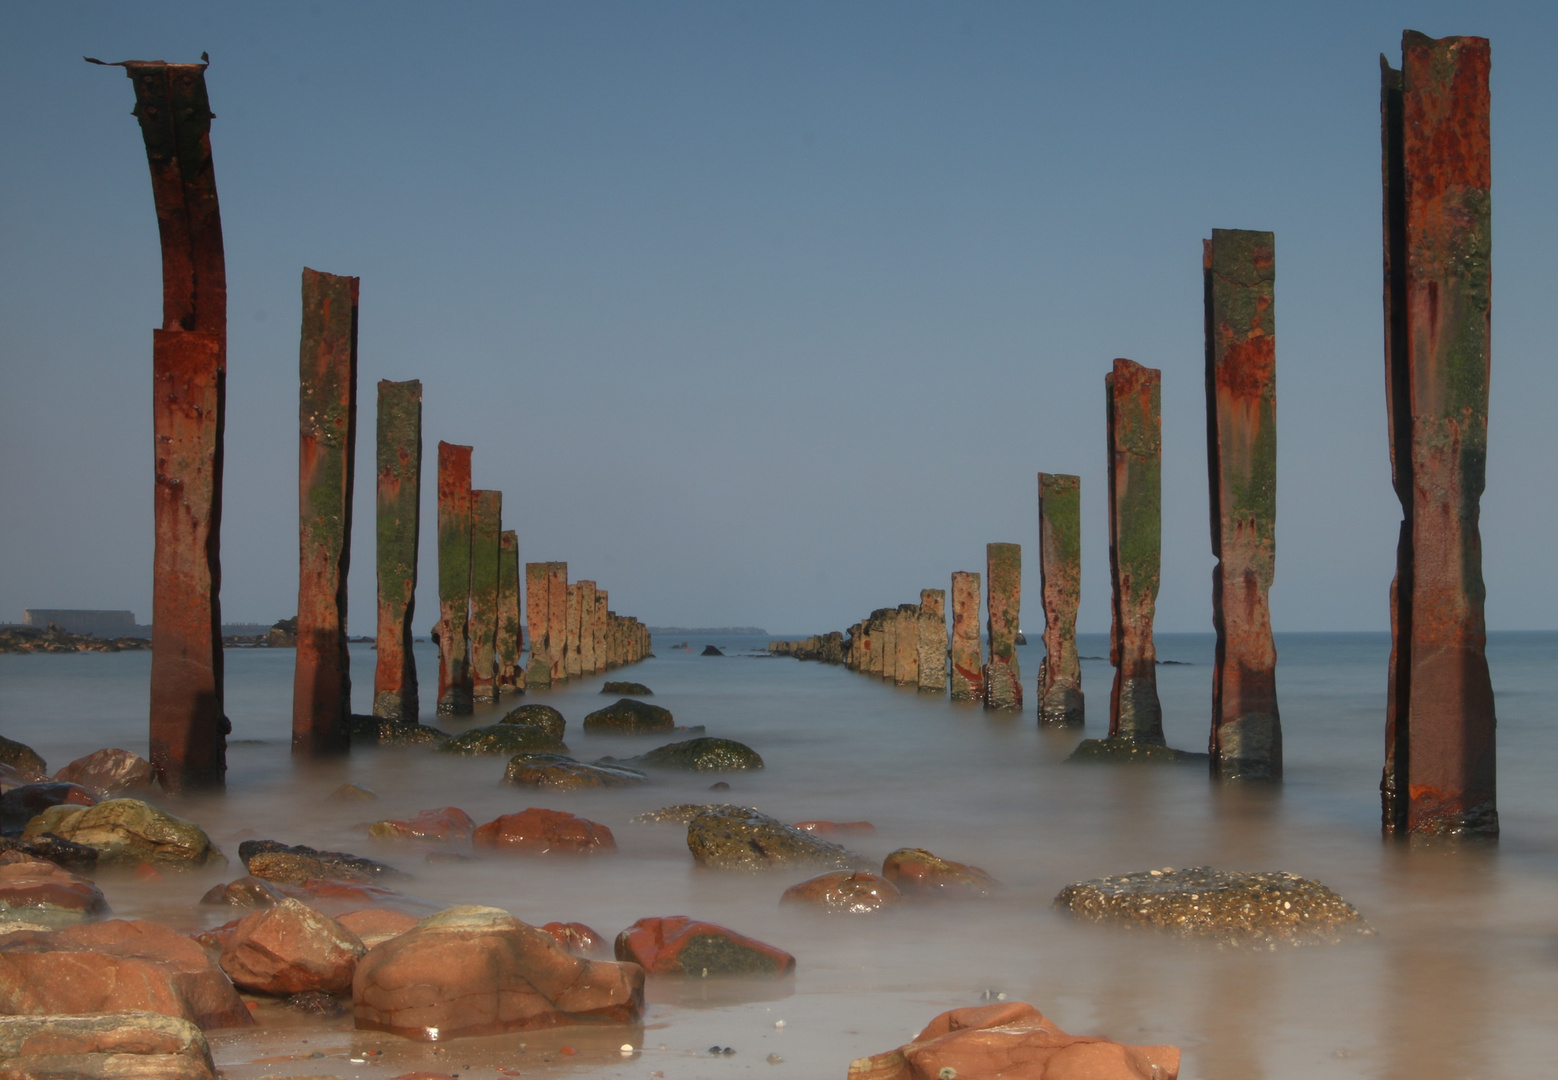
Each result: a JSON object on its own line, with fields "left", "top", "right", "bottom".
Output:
{"left": 2, "top": 632, "right": 1557, "bottom": 1079}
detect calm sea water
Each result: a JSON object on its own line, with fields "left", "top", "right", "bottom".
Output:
{"left": 2, "top": 631, "right": 1556, "bottom": 1079}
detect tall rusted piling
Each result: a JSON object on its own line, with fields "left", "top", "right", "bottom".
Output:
{"left": 1205, "top": 230, "right": 1281, "bottom": 778}
{"left": 949, "top": 573, "right": 983, "bottom": 701}
{"left": 1038, "top": 473, "right": 1084, "bottom": 727}
{"left": 524, "top": 562, "right": 551, "bottom": 689}
{"left": 468, "top": 490, "right": 502, "bottom": 704}
{"left": 917, "top": 590, "right": 948, "bottom": 693}
{"left": 292, "top": 269, "right": 358, "bottom": 755}
{"left": 1381, "top": 32, "right": 1496, "bottom": 838}
{"left": 435, "top": 442, "right": 474, "bottom": 714}
{"left": 547, "top": 563, "right": 569, "bottom": 684}
{"left": 984, "top": 544, "right": 1023, "bottom": 710}
{"left": 1106, "top": 359, "right": 1164, "bottom": 743}
{"left": 593, "top": 589, "right": 609, "bottom": 673}
{"left": 565, "top": 584, "right": 583, "bottom": 679}
{"left": 496, "top": 530, "right": 523, "bottom": 692}
{"left": 578, "top": 581, "right": 598, "bottom": 674}
{"left": 373, "top": 380, "right": 421, "bottom": 721}
{"left": 895, "top": 603, "right": 920, "bottom": 686}
{"left": 105, "top": 58, "right": 228, "bottom": 791}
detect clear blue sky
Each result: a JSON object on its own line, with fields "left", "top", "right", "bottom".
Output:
{"left": 2, "top": 2, "right": 1554, "bottom": 635}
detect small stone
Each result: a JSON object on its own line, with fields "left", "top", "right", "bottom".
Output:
{"left": 768, "top": 1052, "right": 784, "bottom": 1065}
{"left": 472, "top": 808, "right": 616, "bottom": 856}
{"left": 781, "top": 871, "right": 901, "bottom": 914}
{"left": 327, "top": 784, "right": 379, "bottom": 802}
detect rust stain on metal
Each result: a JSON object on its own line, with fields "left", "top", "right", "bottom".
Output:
{"left": 949, "top": 573, "right": 983, "bottom": 702}
{"left": 435, "top": 442, "right": 474, "bottom": 714}
{"left": 497, "top": 530, "right": 523, "bottom": 692}
{"left": 468, "top": 490, "right": 503, "bottom": 703}
{"left": 524, "top": 562, "right": 551, "bottom": 688}
{"left": 1037, "top": 473, "right": 1084, "bottom": 727}
{"left": 373, "top": 379, "right": 421, "bottom": 720}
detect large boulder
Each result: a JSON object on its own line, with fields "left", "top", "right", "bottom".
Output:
{"left": 600, "top": 681, "right": 652, "bottom": 696}
{"left": 1054, "top": 866, "right": 1370, "bottom": 947}
{"left": 53, "top": 748, "right": 159, "bottom": 797}
{"left": 473, "top": 809, "right": 616, "bottom": 856}
{"left": 1, "top": 781, "right": 98, "bottom": 834}
{"left": 336, "top": 907, "right": 420, "bottom": 948}
{"left": 218, "top": 897, "right": 366, "bottom": 996}
{"left": 847, "top": 1001, "right": 1180, "bottom": 1080}
{"left": 22, "top": 799, "right": 222, "bottom": 869}
{"left": 352, "top": 905, "right": 644, "bottom": 1039}
{"left": 367, "top": 807, "right": 476, "bottom": 844}
{"left": 615, "top": 916, "right": 794, "bottom": 977}
{"left": 437, "top": 724, "right": 567, "bottom": 757}
{"left": 0, "top": 1011, "right": 216, "bottom": 1080}
{"left": 0, "top": 736, "right": 45, "bottom": 781}
{"left": 0, "top": 853, "right": 108, "bottom": 925}
{"left": 0, "top": 918, "right": 251, "bottom": 1029}
{"left": 632, "top": 803, "right": 750, "bottom": 825}
{"left": 349, "top": 715, "right": 450, "bottom": 746}
{"left": 609, "top": 737, "right": 763, "bottom": 773}
{"left": 686, "top": 807, "right": 871, "bottom": 872}
{"left": 582, "top": 699, "right": 674, "bottom": 735}
{"left": 239, "top": 840, "right": 405, "bottom": 885}
{"left": 0, "top": 834, "right": 98, "bottom": 873}
{"left": 498, "top": 704, "right": 567, "bottom": 740}
{"left": 780, "top": 871, "right": 902, "bottom": 914}
{"left": 502, "top": 753, "right": 648, "bottom": 790}
{"left": 881, "top": 848, "right": 999, "bottom": 900}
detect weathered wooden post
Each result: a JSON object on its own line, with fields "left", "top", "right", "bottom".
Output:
{"left": 524, "top": 562, "right": 550, "bottom": 688}
{"left": 949, "top": 573, "right": 983, "bottom": 701}
{"left": 1038, "top": 473, "right": 1084, "bottom": 727}
{"left": 879, "top": 609, "right": 898, "bottom": 682}
{"left": 547, "top": 563, "right": 569, "bottom": 683}
{"left": 497, "top": 530, "right": 523, "bottom": 692}
{"left": 1106, "top": 358, "right": 1164, "bottom": 743}
{"left": 593, "top": 589, "right": 609, "bottom": 672}
{"left": 917, "top": 590, "right": 947, "bottom": 692}
{"left": 1205, "top": 230, "right": 1281, "bottom": 778}
{"left": 984, "top": 544, "right": 1022, "bottom": 710}
{"left": 292, "top": 269, "right": 358, "bottom": 755}
{"left": 468, "top": 490, "right": 502, "bottom": 704}
{"left": 435, "top": 442, "right": 474, "bottom": 714}
{"left": 1381, "top": 31, "right": 1497, "bottom": 838}
{"left": 102, "top": 57, "right": 229, "bottom": 791}
{"left": 861, "top": 611, "right": 882, "bottom": 676}
{"left": 577, "top": 581, "right": 598, "bottom": 674}
{"left": 892, "top": 604, "right": 917, "bottom": 685}
{"left": 605, "top": 611, "right": 619, "bottom": 667}
{"left": 373, "top": 379, "right": 421, "bottom": 721}
{"left": 565, "top": 583, "right": 583, "bottom": 679}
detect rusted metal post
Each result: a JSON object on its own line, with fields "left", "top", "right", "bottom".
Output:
{"left": 1205, "top": 230, "right": 1281, "bottom": 778}
{"left": 103, "top": 58, "right": 228, "bottom": 792}
{"left": 1038, "top": 473, "right": 1084, "bottom": 727}
{"left": 524, "top": 562, "right": 551, "bottom": 689}
{"left": 372, "top": 380, "right": 421, "bottom": 721}
{"left": 547, "top": 563, "right": 569, "bottom": 683}
{"left": 917, "top": 590, "right": 947, "bottom": 693}
{"left": 1106, "top": 358, "right": 1164, "bottom": 743}
{"left": 468, "top": 490, "right": 502, "bottom": 704}
{"left": 949, "top": 573, "right": 983, "bottom": 702}
{"left": 1381, "top": 31, "right": 1497, "bottom": 839}
{"left": 565, "top": 583, "right": 583, "bottom": 679}
{"left": 984, "top": 543, "right": 1022, "bottom": 710}
{"left": 593, "top": 589, "right": 608, "bottom": 673}
{"left": 879, "top": 609, "right": 897, "bottom": 682}
{"left": 578, "top": 581, "right": 598, "bottom": 674}
{"left": 895, "top": 603, "right": 920, "bottom": 685}
{"left": 435, "top": 442, "right": 474, "bottom": 714}
{"left": 497, "top": 530, "right": 523, "bottom": 692}
{"left": 605, "top": 611, "right": 619, "bottom": 667}
{"left": 292, "top": 269, "right": 358, "bottom": 755}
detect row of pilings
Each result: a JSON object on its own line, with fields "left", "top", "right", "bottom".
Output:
{"left": 771, "top": 31, "right": 1497, "bottom": 840}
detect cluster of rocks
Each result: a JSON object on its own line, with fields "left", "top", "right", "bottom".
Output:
{"left": 0, "top": 624, "right": 150, "bottom": 654}
{"left": 767, "top": 632, "right": 845, "bottom": 663}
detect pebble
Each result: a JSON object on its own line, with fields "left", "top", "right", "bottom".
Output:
{"left": 767, "top": 1052, "right": 784, "bottom": 1064}
{"left": 774, "top": 1019, "right": 786, "bottom": 1028}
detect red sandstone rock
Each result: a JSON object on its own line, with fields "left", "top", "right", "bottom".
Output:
{"left": 472, "top": 808, "right": 616, "bottom": 856}
{"left": 780, "top": 871, "right": 902, "bottom": 914}
{"left": 0, "top": 781, "right": 98, "bottom": 833}
{"left": 847, "top": 1001, "right": 1180, "bottom": 1080}
{"left": 881, "top": 848, "right": 999, "bottom": 900}
{"left": 283, "top": 879, "right": 442, "bottom": 918}
{"left": 53, "top": 748, "right": 159, "bottom": 797}
{"left": 218, "top": 897, "right": 365, "bottom": 996}
{"left": 543, "top": 921, "right": 609, "bottom": 957}
{"left": 191, "top": 916, "right": 241, "bottom": 955}
{"left": 352, "top": 905, "right": 644, "bottom": 1040}
{"left": 0, "top": 856, "right": 108, "bottom": 922}
{"left": 338, "top": 908, "right": 420, "bottom": 948}
{"left": 0, "top": 918, "right": 251, "bottom": 1029}
{"left": 615, "top": 916, "right": 795, "bottom": 977}
{"left": 200, "top": 875, "right": 286, "bottom": 909}
{"left": 793, "top": 820, "right": 877, "bottom": 837}
{"left": 0, "top": 1011, "right": 217, "bottom": 1080}
{"left": 367, "top": 806, "right": 476, "bottom": 843}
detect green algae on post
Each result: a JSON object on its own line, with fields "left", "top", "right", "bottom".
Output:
{"left": 1106, "top": 359, "right": 1164, "bottom": 744}
{"left": 373, "top": 379, "right": 421, "bottom": 721}
{"left": 1038, "top": 473, "right": 1084, "bottom": 727}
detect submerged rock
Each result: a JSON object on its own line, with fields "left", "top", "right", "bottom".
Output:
{"left": 0, "top": 853, "right": 109, "bottom": 925}
{"left": 601, "top": 681, "right": 652, "bottom": 696}
{"left": 327, "top": 783, "right": 379, "bottom": 802}
{"left": 53, "top": 748, "right": 159, "bottom": 797}
{"left": 582, "top": 698, "right": 675, "bottom": 735}
{"left": 0, "top": 736, "right": 45, "bottom": 781}
{"left": 437, "top": 723, "right": 566, "bottom": 756}
{"left": 336, "top": 907, "right": 420, "bottom": 948}
{"left": 881, "top": 848, "right": 999, "bottom": 900}
{"left": 780, "top": 871, "right": 902, "bottom": 914}
{"left": 349, "top": 715, "right": 450, "bottom": 746}
{"left": 502, "top": 753, "right": 648, "bottom": 790}
{"left": 367, "top": 807, "right": 476, "bottom": 844}
{"left": 0, "top": 834, "right": 98, "bottom": 872}
{"left": 1053, "top": 866, "right": 1370, "bottom": 947}
{"left": 200, "top": 875, "right": 287, "bottom": 909}
{"left": 700, "top": 645, "right": 724, "bottom": 656}
{"left": 0, "top": 1011, "right": 217, "bottom": 1080}
{"left": 794, "top": 820, "right": 876, "bottom": 837}
{"left": 22, "top": 799, "right": 223, "bottom": 869}
{"left": 632, "top": 803, "right": 753, "bottom": 825}
{"left": 352, "top": 905, "right": 644, "bottom": 1040}
{"left": 686, "top": 807, "right": 871, "bottom": 872}
{"left": 218, "top": 897, "right": 367, "bottom": 996}
{"left": 498, "top": 703, "right": 567, "bottom": 740}
{"left": 608, "top": 737, "right": 763, "bottom": 773}
{"left": 473, "top": 809, "right": 617, "bottom": 856}
{"left": 239, "top": 840, "right": 405, "bottom": 886}
{"left": 615, "top": 916, "right": 795, "bottom": 977}
{"left": 543, "top": 920, "right": 609, "bottom": 958}
{"left": 1066, "top": 737, "right": 1205, "bottom": 764}
{"left": 846, "top": 1001, "right": 1180, "bottom": 1080}
{"left": 1, "top": 781, "right": 98, "bottom": 834}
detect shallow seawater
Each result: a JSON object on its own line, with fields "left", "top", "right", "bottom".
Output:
{"left": 3, "top": 631, "right": 1558, "bottom": 1079}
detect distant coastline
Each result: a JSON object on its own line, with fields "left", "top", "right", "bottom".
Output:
{"left": 648, "top": 626, "right": 767, "bottom": 635}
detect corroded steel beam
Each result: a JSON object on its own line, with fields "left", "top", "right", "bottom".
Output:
{"left": 547, "top": 563, "right": 569, "bottom": 683}
{"left": 292, "top": 268, "right": 358, "bottom": 756}
{"left": 895, "top": 603, "right": 920, "bottom": 686}
{"left": 917, "top": 590, "right": 947, "bottom": 693}
{"left": 949, "top": 573, "right": 982, "bottom": 702}
{"left": 373, "top": 379, "right": 421, "bottom": 721}
{"left": 578, "top": 581, "right": 598, "bottom": 674}
{"left": 435, "top": 442, "right": 474, "bottom": 714}
{"left": 105, "top": 57, "right": 229, "bottom": 792}
{"left": 1038, "top": 473, "right": 1084, "bottom": 727}
{"left": 1205, "top": 230, "right": 1280, "bottom": 779}
{"left": 984, "top": 543, "right": 1023, "bottom": 710}
{"left": 469, "top": 490, "right": 502, "bottom": 703}
{"left": 1106, "top": 358, "right": 1164, "bottom": 743}
{"left": 497, "top": 530, "right": 523, "bottom": 692}
{"left": 1381, "top": 31, "right": 1496, "bottom": 839}
{"left": 524, "top": 562, "right": 551, "bottom": 688}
